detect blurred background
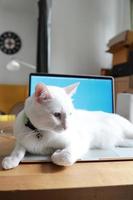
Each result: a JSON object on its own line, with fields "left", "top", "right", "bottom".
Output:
{"left": 0, "top": 0, "right": 131, "bottom": 84}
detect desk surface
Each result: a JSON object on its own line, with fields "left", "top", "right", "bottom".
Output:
{"left": 1, "top": 135, "right": 133, "bottom": 199}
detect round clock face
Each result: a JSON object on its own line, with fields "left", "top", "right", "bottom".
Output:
{"left": 0, "top": 31, "right": 22, "bottom": 55}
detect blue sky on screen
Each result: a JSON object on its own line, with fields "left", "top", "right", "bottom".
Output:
{"left": 30, "top": 75, "right": 113, "bottom": 113}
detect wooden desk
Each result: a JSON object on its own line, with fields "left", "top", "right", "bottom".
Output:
{"left": 0, "top": 136, "right": 133, "bottom": 200}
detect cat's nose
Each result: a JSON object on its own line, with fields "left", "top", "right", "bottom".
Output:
{"left": 61, "top": 113, "right": 67, "bottom": 130}
{"left": 62, "top": 120, "right": 67, "bottom": 130}
{"left": 62, "top": 118, "right": 67, "bottom": 129}
{"left": 63, "top": 122, "right": 67, "bottom": 130}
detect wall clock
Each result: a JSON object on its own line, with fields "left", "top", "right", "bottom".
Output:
{"left": 0, "top": 31, "right": 22, "bottom": 55}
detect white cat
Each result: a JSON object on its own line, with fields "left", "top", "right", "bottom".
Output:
{"left": 2, "top": 82, "right": 133, "bottom": 169}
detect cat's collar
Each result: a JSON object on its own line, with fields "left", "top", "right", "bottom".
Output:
{"left": 24, "top": 113, "right": 43, "bottom": 139}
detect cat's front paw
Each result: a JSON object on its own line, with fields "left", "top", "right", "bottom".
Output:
{"left": 51, "top": 149, "right": 76, "bottom": 166}
{"left": 2, "top": 156, "right": 19, "bottom": 170}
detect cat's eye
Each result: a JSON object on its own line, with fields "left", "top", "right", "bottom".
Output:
{"left": 54, "top": 112, "right": 61, "bottom": 119}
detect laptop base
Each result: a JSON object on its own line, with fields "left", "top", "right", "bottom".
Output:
{"left": 21, "top": 147, "right": 133, "bottom": 163}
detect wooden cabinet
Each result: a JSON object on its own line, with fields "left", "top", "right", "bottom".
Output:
{"left": 115, "top": 75, "right": 133, "bottom": 94}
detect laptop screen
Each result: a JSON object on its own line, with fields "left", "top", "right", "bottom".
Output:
{"left": 29, "top": 73, "right": 114, "bottom": 113}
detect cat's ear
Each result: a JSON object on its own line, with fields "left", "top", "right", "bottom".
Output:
{"left": 64, "top": 82, "right": 80, "bottom": 96}
{"left": 35, "top": 83, "right": 51, "bottom": 103}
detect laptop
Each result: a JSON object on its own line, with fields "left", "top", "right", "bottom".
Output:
{"left": 22, "top": 73, "right": 133, "bottom": 163}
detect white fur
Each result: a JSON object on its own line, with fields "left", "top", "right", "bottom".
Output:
{"left": 2, "top": 83, "right": 133, "bottom": 169}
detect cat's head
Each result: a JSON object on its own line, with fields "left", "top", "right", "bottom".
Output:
{"left": 24, "top": 82, "right": 79, "bottom": 132}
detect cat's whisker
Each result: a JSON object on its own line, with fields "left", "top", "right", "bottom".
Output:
{"left": 23, "top": 130, "right": 37, "bottom": 138}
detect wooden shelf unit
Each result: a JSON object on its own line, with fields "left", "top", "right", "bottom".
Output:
{"left": 115, "top": 75, "right": 133, "bottom": 94}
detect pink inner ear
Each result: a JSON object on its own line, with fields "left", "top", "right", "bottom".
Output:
{"left": 35, "top": 83, "right": 45, "bottom": 97}
{"left": 35, "top": 83, "right": 51, "bottom": 103}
